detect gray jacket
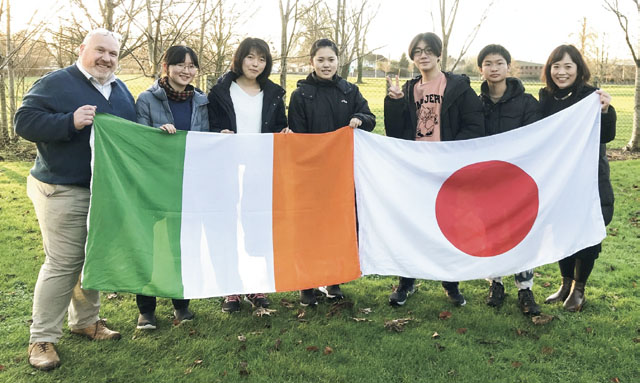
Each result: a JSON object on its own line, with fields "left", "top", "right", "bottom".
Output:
{"left": 136, "top": 80, "right": 209, "bottom": 132}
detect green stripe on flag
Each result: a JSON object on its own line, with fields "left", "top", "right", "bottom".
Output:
{"left": 84, "top": 114, "right": 187, "bottom": 298}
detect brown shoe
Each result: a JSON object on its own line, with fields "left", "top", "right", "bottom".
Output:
{"left": 563, "top": 281, "right": 586, "bottom": 312}
{"left": 28, "top": 342, "right": 60, "bottom": 371}
{"left": 71, "top": 319, "right": 121, "bottom": 340}
{"left": 544, "top": 277, "right": 573, "bottom": 304}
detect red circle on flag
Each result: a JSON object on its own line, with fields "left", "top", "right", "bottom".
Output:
{"left": 435, "top": 160, "right": 539, "bottom": 257}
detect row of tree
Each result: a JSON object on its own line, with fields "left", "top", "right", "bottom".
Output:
{"left": 0, "top": 0, "right": 638, "bottom": 151}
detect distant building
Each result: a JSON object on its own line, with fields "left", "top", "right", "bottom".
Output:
{"left": 515, "top": 60, "right": 544, "bottom": 80}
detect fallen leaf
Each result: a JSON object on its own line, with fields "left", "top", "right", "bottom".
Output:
{"left": 189, "top": 329, "right": 197, "bottom": 336}
{"left": 632, "top": 337, "right": 640, "bottom": 343}
{"left": 297, "top": 309, "right": 306, "bottom": 319}
{"left": 384, "top": 318, "right": 412, "bottom": 332}
{"left": 534, "top": 272, "right": 542, "bottom": 277}
{"left": 541, "top": 347, "right": 554, "bottom": 355}
{"left": 296, "top": 340, "right": 303, "bottom": 345}
{"left": 253, "top": 307, "right": 276, "bottom": 317}
{"left": 239, "top": 361, "right": 249, "bottom": 376}
{"left": 432, "top": 332, "right": 440, "bottom": 339}
{"left": 237, "top": 335, "right": 246, "bottom": 342}
{"left": 323, "top": 346, "right": 333, "bottom": 355}
{"left": 352, "top": 317, "right": 372, "bottom": 322}
{"left": 327, "top": 301, "right": 354, "bottom": 317}
{"left": 184, "top": 367, "right": 193, "bottom": 375}
{"left": 0, "top": 365, "right": 4, "bottom": 371}
{"left": 543, "top": 282, "right": 551, "bottom": 288}
{"left": 193, "top": 359, "right": 203, "bottom": 365}
{"left": 512, "top": 361, "right": 522, "bottom": 368}
{"left": 280, "top": 299, "right": 294, "bottom": 308}
{"left": 274, "top": 338, "right": 282, "bottom": 351}
{"left": 107, "top": 293, "right": 118, "bottom": 300}
{"left": 358, "top": 308, "right": 372, "bottom": 315}
{"left": 306, "top": 346, "right": 319, "bottom": 352}
{"left": 249, "top": 331, "right": 263, "bottom": 336}
{"left": 434, "top": 343, "right": 445, "bottom": 352}
{"left": 172, "top": 319, "right": 181, "bottom": 326}
{"left": 633, "top": 282, "right": 637, "bottom": 288}
{"left": 611, "top": 378, "right": 620, "bottom": 383}
{"left": 488, "top": 356, "right": 494, "bottom": 364}
{"left": 585, "top": 327, "right": 593, "bottom": 334}
{"left": 439, "top": 311, "right": 452, "bottom": 320}
{"left": 531, "top": 314, "right": 554, "bottom": 325}
{"left": 447, "top": 370, "right": 456, "bottom": 376}
{"left": 456, "top": 328, "right": 467, "bottom": 334}
{"left": 515, "top": 329, "right": 528, "bottom": 336}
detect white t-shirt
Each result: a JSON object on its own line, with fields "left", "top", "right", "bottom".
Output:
{"left": 230, "top": 81, "right": 263, "bottom": 134}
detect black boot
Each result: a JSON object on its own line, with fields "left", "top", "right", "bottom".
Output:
{"left": 544, "top": 277, "right": 573, "bottom": 304}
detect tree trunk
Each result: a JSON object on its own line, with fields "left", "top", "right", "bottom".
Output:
{"left": 628, "top": 64, "right": 640, "bottom": 151}
{"left": 7, "top": 0, "right": 16, "bottom": 141}
{"left": 356, "top": 55, "right": 363, "bottom": 83}
{"left": 280, "top": 14, "right": 287, "bottom": 92}
{"left": 0, "top": 73, "right": 8, "bottom": 149}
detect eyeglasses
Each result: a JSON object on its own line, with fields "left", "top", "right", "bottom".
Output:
{"left": 173, "top": 63, "right": 198, "bottom": 71}
{"left": 412, "top": 48, "right": 436, "bottom": 58}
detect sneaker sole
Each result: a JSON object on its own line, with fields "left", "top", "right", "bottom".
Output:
{"left": 389, "top": 299, "right": 406, "bottom": 306}
{"left": 136, "top": 324, "right": 156, "bottom": 330}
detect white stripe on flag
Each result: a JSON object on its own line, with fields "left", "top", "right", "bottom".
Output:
{"left": 180, "top": 132, "right": 276, "bottom": 298}
{"left": 355, "top": 93, "right": 605, "bottom": 281}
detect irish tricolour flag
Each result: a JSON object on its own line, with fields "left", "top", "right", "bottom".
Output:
{"left": 83, "top": 115, "right": 359, "bottom": 299}
{"left": 83, "top": 93, "right": 606, "bottom": 299}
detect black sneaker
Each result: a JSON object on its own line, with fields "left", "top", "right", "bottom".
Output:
{"left": 444, "top": 287, "right": 466, "bottom": 307}
{"left": 222, "top": 295, "right": 241, "bottom": 313}
{"left": 300, "top": 289, "right": 318, "bottom": 306}
{"left": 486, "top": 282, "right": 505, "bottom": 307}
{"left": 319, "top": 285, "right": 345, "bottom": 299}
{"left": 137, "top": 312, "right": 157, "bottom": 330}
{"left": 245, "top": 293, "right": 270, "bottom": 308}
{"left": 389, "top": 283, "right": 415, "bottom": 306}
{"left": 174, "top": 307, "right": 194, "bottom": 322}
{"left": 518, "top": 288, "right": 541, "bottom": 315}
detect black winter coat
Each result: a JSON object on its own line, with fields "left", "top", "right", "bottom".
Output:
{"left": 480, "top": 77, "right": 541, "bottom": 135}
{"left": 288, "top": 73, "right": 375, "bottom": 133}
{"left": 207, "top": 71, "right": 287, "bottom": 133}
{"left": 384, "top": 72, "right": 484, "bottom": 141}
{"left": 539, "top": 84, "right": 616, "bottom": 225}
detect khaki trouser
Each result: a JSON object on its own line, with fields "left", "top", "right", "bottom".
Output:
{"left": 27, "top": 175, "right": 100, "bottom": 343}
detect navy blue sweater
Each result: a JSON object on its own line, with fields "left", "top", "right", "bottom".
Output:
{"left": 15, "top": 65, "right": 136, "bottom": 187}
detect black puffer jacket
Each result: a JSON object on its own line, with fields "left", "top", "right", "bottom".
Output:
{"left": 288, "top": 73, "right": 375, "bottom": 133}
{"left": 480, "top": 77, "right": 541, "bottom": 135}
{"left": 384, "top": 72, "right": 484, "bottom": 141}
{"left": 207, "top": 71, "right": 287, "bottom": 133}
{"left": 539, "top": 84, "right": 617, "bottom": 225}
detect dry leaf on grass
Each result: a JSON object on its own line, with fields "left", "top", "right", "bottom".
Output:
{"left": 352, "top": 317, "right": 372, "bottom": 322}
{"left": 541, "top": 346, "right": 554, "bottom": 355}
{"left": 543, "top": 282, "right": 551, "bottom": 287}
{"left": 253, "top": 308, "right": 276, "bottom": 317}
{"left": 323, "top": 346, "right": 333, "bottom": 355}
{"left": 432, "top": 332, "right": 440, "bottom": 339}
{"left": 297, "top": 309, "right": 306, "bottom": 319}
{"left": 632, "top": 337, "right": 640, "bottom": 343}
{"left": 531, "top": 314, "right": 554, "bottom": 325}
{"left": 585, "top": 327, "right": 593, "bottom": 334}
{"left": 512, "top": 361, "right": 522, "bottom": 368}
{"left": 327, "top": 301, "right": 354, "bottom": 317}
{"left": 438, "top": 311, "right": 452, "bottom": 320}
{"left": 306, "top": 346, "right": 319, "bottom": 352}
{"left": 107, "top": 293, "right": 118, "bottom": 300}
{"left": 384, "top": 318, "right": 412, "bottom": 332}
{"left": 611, "top": 378, "right": 620, "bottom": 383}
{"left": 237, "top": 335, "right": 246, "bottom": 342}
{"left": 358, "top": 308, "right": 372, "bottom": 314}
{"left": 249, "top": 331, "right": 263, "bottom": 336}
{"left": 456, "top": 328, "right": 467, "bottom": 334}
{"left": 280, "top": 299, "right": 294, "bottom": 308}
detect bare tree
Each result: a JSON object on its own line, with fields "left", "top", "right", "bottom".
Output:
{"left": 605, "top": 0, "right": 640, "bottom": 151}
{"left": 436, "top": 0, "right": 493, "bottom": 72}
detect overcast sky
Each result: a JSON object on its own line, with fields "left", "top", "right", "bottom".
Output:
{"left": 16, "top": 0, "right": 636, "bottom": 64}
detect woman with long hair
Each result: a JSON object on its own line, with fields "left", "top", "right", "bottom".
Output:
{"left": 135, "top": 45, "right": 209, "bottom": 329}
{"left": 539, "top": 44, "right": 616, "bottom": 312}
{"left": 207, "top": 37, "right": 287, "bottom": 313}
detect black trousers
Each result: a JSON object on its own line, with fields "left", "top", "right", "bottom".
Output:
{"left": 136, "top": 294, "right": 190, "bottom": 314}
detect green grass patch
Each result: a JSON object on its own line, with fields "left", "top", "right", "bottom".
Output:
{"left": 0, "top": 160, "right": 638, "bottom": 382}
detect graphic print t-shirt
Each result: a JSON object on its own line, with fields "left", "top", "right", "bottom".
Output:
{"left": 413, "top": 73, "right": 447, "bottom": 141}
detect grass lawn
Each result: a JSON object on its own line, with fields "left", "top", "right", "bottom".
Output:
{"left": 0, "top": 159, "right": 638, "bottom": 383}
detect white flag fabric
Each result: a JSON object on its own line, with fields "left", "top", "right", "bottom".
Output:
{"left": 355, "top": 93, "right": 605, "bottom": 281}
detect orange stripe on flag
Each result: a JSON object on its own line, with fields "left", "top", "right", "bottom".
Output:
{"left": 272, "top": 128, "right": 360, "bottom": 291}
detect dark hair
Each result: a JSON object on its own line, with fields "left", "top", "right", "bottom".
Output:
{"left": 231, "top": 37, "right": 273, "bottom": 86}
{"left": 477, "top": 44, "right": 511, "bottom": 67}
{"left": 310, "top": 38, "right": 339, "bottom": 59}
{"left": 162, "top": 45, "right": 199, "bottom": 69}
{"left": 542, "top": 44, "right": 590, "bottom": 92}
{"left": 408, "top": 32, "right": 442, "bottom": 60}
